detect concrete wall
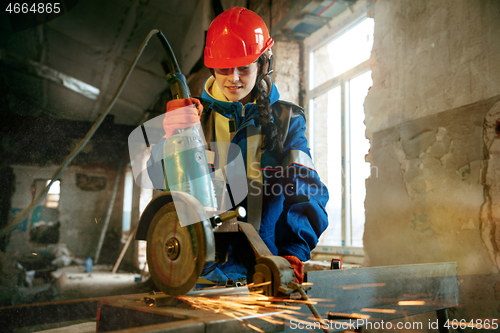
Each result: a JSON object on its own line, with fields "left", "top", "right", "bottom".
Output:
{"left": 365, "top": 0, "right": 500, "bottom": 137}
{"left": 7, "top": 164, "right": 125, "bottom": 265}
{"left": 364, "top": 0, "right": 500, "bottom": 327}
{"left": 272, "top": 41, "right": 301, "bottom": 105}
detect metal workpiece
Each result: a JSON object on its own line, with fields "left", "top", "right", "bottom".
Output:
{"left": 299, "top": 262, "right": 459, "bottom": 331}
{"left": 100, "top": 262, "right": 458, "bottom": 332}
{"left": 2, "top": 262, "right": 460, "bottom": 333}
{"left": 96, "top": 292, "right": 285, "bottom": 333}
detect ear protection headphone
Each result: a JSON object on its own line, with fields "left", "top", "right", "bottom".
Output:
{"left": 263, "top": 49, "right": 274, "bottom": 77}
{"left": 257, "top": 49, "right": 274, "bottom": 83}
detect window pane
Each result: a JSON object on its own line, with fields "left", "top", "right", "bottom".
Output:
{"left": 311, "top": 17, "right": 374, "bottom": 88}
{"left": 46, "top": 180, "right": 60, "bottom": 194}
{"left": 138, "top": 187, "right": 152, "bottom": 272}
{"left": 314, "top": 86, "right": 342, "bottom": 247}
{"left": 123, "top": 169, "right": 133, "bottom": 233}
{"left": 348, "top": 70, "right": 372, "bottom": 247}
{"left": 45, "top": 180, "right": 60, "bottom": 208}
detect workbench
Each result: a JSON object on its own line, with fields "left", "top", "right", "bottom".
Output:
{"left": 1, "top": 262, "right": 458, "bottom": 333}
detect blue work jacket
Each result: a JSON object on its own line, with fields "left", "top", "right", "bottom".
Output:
{"left": 150, "top": 77, "right": 329, "bottom": 283}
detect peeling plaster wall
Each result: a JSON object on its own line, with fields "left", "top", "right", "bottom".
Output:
{"left": 272, "top": 41, "right": 300, "bottom": 105}
{"left": 366, "top": 97, "right": 500, "bottom": 272}
{"left": 481, "top": 101, "right": 500, "bottom": 270}
{"left": 365, "top": 0, "right": 500, "bottom": 138}
{"left": 364, "top": 0, "right": 500, "bottom": 325}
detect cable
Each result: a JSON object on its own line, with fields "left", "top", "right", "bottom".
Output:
{"left": 156, "top": 31, "right": 181, "bottom": 74}
{"left": 0, "top": 29, "right": 161, "bottom": 237}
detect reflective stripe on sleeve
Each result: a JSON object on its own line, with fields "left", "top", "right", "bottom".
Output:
{"left": 282, "top": 149, "right": 316, "bottom": 171}
{"left": 246, "top": 126, "right": 263, "bottom": 232}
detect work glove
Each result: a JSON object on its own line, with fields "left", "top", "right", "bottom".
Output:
{"left": 283, "top": 255, "right": 304, "bottom": 284}
{"left": 162, "top": 98, "right": 203, "bottom": 139}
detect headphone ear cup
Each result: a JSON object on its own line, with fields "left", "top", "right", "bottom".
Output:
{"left": 260, "top": 53, "right": 273, "bottom": 78}
{"left": 267, "top": 53, "right": 273, "bottom": 75}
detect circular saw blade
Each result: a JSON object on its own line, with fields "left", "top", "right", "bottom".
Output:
{"left": 147, "top": 201, "right": 206, "bottom": 295}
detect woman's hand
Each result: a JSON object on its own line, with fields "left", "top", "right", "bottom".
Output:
{"left": 163, "top": 98, "right": 203, "bottom": 139}
{"left": 282, "top": 255, "right": 304, "bottom": 284}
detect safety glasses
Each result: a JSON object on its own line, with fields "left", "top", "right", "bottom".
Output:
{"left": 214, "top": 62, "right": 258, "bottom": 76}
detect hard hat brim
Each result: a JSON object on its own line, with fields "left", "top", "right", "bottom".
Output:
{"left": 205, "top": 38, "right": 274, "bottom": 69}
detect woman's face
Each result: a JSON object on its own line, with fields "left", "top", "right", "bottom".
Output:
{"left": 214, "top": 61, "right": 259, "bottom": 104}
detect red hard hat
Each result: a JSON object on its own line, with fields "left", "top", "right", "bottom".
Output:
{"left": 204, "top": 7, "right": 274, "bottom": 69}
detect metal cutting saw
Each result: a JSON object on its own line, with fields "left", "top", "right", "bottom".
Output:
{"left": 133, "top": 31, "right": 296, "bottom": 297}
{"left": 135, "top": 193, "right": 295, "bottom": 297}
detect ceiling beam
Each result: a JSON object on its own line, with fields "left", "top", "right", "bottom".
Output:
{"left": 0, "top": 49, "right": 100, "bottom": 100}
{"left": 271, "top": 0, "right": 315, "bottom": 37}
{"left": 89, "top": 0, "right": 146, "bottom": 120}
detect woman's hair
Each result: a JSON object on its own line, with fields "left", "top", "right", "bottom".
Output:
{"left": 252, "top": 55, "right": 283, "bottom": 155}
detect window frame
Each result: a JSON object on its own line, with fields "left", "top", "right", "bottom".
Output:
{"left": 305, "top": 10, "right": 373, "bottom": 257}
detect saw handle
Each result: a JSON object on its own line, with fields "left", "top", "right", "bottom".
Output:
{"left": 219, "top": 206, "right": 247, "bottom": 222}
{"left": 211, "top": 206, "right": 246, "bottom": 227}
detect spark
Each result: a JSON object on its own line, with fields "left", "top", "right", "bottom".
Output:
{"left": 361, "top": 308, "right": 397, "bottom": 314}
{"left": 246, "top": 281, "right": 272, "bottom": 288}
{"left": 341, "top": 283, "right": 386, "bottom": 289}
{"left": 176, "top": 288, "right": 333, "bottom": 331}
{"left": 32, "top": 253, "right": 37, "bottom": 255}
{"left": 95, "top": 218, "right": 98, "bottom": 224}
{"left": 398, "top": 301, "right": 425, "bottom": 306}
{"left": 327, "top": 312, "right": 370, "bottom": 319}
{"left": 274, "top": 299, "right": 318, "bottom": 305}
{"left": 403, "top": 293, "right": 434, "bottom": 298}
{"left": 226, "top": 312, "right": 243, "bottom": 322}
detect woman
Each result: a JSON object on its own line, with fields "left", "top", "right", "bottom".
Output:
{"left": 154, "top": 7, "right": 329, "bottom": 284}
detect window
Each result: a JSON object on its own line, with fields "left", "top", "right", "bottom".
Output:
{"left": 138, "top": 186, "right": 152, "bottom": 271}
{"left": 122, "top": 169, "right": 134, "bottom": 243}
{"left": 32, "top": 179, "right": 61, "bottom": 209}
{"left": 306, "top": 15, "right": 374, "bottom": 255}
{"left": 45, "top": 180, "right": 61, "bottom": 208}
